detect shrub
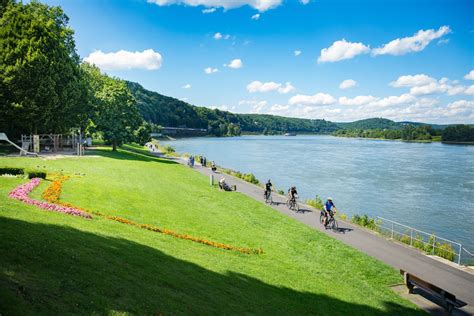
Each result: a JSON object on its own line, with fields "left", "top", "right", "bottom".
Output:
{"left": 306, "top": 195, "right": 324, "bottom": 210}
{"left": 339, "top": 213, "right": 347, "bottom": 221}
{"left": 0, "top": 167, "right": 24, "bottom": 175}
{"left": 243, "top": 173, "right": 259, "bottom": 185}
{"left": 412, "top": 234, "right": 425, "bottom": 250}
{"left": 164, "top": 145, "right": 175, "bottom": 153}
{"left": 278, "top": 189, "right": 285, "bottom": 195}
{"left": 435, "top": 242, "right": 456, "bottom": 262}
{"left": 28, "top": 170, "right": 47, "bottom": 179}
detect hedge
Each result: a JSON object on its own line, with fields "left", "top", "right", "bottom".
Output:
{"left": 0, "top": 167, "right": 25, "bottom": 175}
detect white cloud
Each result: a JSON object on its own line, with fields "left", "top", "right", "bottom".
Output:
{"left": 372, "top": 93, "right": 417, "bottom": 107}
{"left": 213, "top": 32, "right": 230, "bottom": 40}
{"left": 437, "top": 38, "right": 450, "bottom": 45}
{"left": 224, "top": 58, "right": 243, "bottom": 69}
{"left": 251, "top": 13, "right": 260, "bottom": 20}
{"left": 339, "top": 79, "right": 357, "bottom": 90}
{"left": 294, "top": 50, "right": 301, "bottom": 56}
{"left": 247, "top": 81, "right": 280, "bottom": 93}
{"left": 210, "top": 104, "right": 236, "bottom": 112}
{"left": 246, "top": 81, "right": 295, "bottom": 94}
{"left": 318, "top": 39, "right": 370, "bottom": 63}
{"left": 391, "top": 74, "right": 473, "bottom": 96}
{"left": 289, "top": 93, "right": 336, "bottom": 106}
{"left": 300, "top": 0, "right": 310, "bottom": 4}
{"left": 464, "top": 70, "right": 474, "bottom": 80}
{"left": 204, "top": 67, "right": 218, "bottom": 74}
{"left": 239, "top": 100, "right": 269, "bottom": 114}
{"left": 338, "top": 95, "right": 378, "bottom": 106}
{"left": 147, "top": 0, "right": 282, "bottom": 12}
{"left": 202, "top": 7, "right": 216, "bottom": 13}
{"left": 465, "top": 85, "right": 474, "bottom": 95}
{"left": 372, "top": 26, "right": 451, "bottom": 56}
{"left": 84, "top": 49, "right": 163, "bottom": 71}
{"left": 390, "top": 74, "right": 436, "bottom": 87}
{"left": 182, "top": 84, "right": 191, "bottom": 89}
{"left": 278, "top": 82, "right": 296, "bottom": 94}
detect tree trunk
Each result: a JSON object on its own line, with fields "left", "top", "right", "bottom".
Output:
{"left": 112, "top": 140, "right": 117, "bottom": 151}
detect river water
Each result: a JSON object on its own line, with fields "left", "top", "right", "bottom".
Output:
{"left": 163, "top": 135, "right": 474, "bottom": 251}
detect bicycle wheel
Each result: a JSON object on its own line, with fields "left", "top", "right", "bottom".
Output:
{"left": 294, "top": 201, "right": 299, "bottom": 212}
{"left": 329, "top": 218, "right": 338, "bottom": 231}
{"left": 319, "top": 212, "right": 325, "bottom": 225}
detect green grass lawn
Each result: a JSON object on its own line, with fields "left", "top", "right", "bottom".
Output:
{"left": 0, "top": 147, "right": 424, "bottom": 315}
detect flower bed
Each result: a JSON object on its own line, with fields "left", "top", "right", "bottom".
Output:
{"left": 9, "top": 178, "right": 92, "bottom": 219}
{"left": 41, "top": 176, "right": 263, "bottom": 255}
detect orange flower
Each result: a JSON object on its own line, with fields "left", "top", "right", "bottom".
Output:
{"left": 42, "top": 175, "right": 263, "bottom": 255}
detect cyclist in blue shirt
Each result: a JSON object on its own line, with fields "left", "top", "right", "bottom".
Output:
{"left": 323, "top": 197, "right": 337, "bottom": 227}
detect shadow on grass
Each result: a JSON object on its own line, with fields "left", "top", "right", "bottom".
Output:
{"left": 0, "top": 217, "right": 424, "bottom": 315}
{"left": 86, "top": 147, "right": 177, "bottom": 164}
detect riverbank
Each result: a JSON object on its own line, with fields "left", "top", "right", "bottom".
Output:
{"left": 0, "top": 147, "right": 425, "bottom": 315}
{"left": 169, "top": 154, "right": 474, "bottom": 309}
{"left": 332, "top": 134, "right": 443, "bottom": 143}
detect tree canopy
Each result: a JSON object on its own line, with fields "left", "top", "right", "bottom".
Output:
{"left": 0, "top": 0, "right": 89, "bottom": 137}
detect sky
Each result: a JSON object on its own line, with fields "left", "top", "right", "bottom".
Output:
{"left": 41, "top": 0, "right": 474, "bottom": 123}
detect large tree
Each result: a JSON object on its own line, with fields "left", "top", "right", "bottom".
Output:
{"left": 0, "top": 1, "right": 89, "bottom": 137}
{"left": 82, "top": 64, "right": 141, "bottom": 151}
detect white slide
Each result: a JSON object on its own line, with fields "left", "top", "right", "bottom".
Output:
{"left": 0, "top": 133, "right": 38, "bottom": 157}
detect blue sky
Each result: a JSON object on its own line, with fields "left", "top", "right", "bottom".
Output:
{"left": 42, "top": 0, "right": 473, "bottom": 123}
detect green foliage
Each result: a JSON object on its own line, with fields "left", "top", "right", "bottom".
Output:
{"left": 0, "top": 1, "right": 90, "bottom": 137}
{"left": 334, "top": 124, "right": 438, "bottom": 141}
{"left": 0, "top": 167, "right": 24, "bottom": 175}
{"left": 133, "top": 121, "right": 152, "bottom": 145}
{"left": 306, "top": 195, "right": 324, "bottom": 210}
{"left": 163, "top": 145, "right": 175, "bottom": 153}
{"left": 351, "top": 214, "right": 379, "bottom": 231}
{"left": 442, "top": 125, "right": 474, "bottom": 142}
{"left": 82, "top": 64, "right": 141, "bottom": 151}
{"left": 337, "top": 118, "right": 403, "bottom": 130}
{"left": 434, "top": 242, "right": 456, "bottom": 262}
{"left": 27, "top": 170, "right": 46, "bottom": 179}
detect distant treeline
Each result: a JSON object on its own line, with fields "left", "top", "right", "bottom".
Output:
{"left": 333, "top": 124, "right": 474, "bottom": 142}
{"left": 128, "top": 81, "right": 340, "bottom": 136}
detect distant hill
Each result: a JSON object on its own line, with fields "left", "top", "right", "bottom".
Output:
{"left": 127, "top": 82, "right": 452, "bottom": 136}
{"left": 398, "top": 121, "right": 448, "bottom": 130}
{"left": 127, "top": 81, "right": 340, "bottom": 136}
{"left": 337, "top": 118, "right": 404, "bottom": 130}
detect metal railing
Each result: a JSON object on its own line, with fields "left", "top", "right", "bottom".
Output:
{"left": 375, "top": 216, "right": 472, "bottom": 265}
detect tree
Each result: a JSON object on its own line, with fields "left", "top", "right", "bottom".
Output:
{"left": 442, "top": 125, "right": 474, "bottom": 142}
{"left": 0, "top": 1, "right": 89, "bottom": 137}
{"left": 134, "top": 121, "right": 152, "bottom": 145}
{"left": 82, "top": 64, "right": 141, "bottom": 151}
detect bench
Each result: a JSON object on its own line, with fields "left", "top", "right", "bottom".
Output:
{"left": 400, "top": 269, "right": 467, "bottom": 314}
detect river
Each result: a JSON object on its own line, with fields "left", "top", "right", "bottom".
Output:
{"left": 163, "top": 135, "right": 474, "bottom": 251}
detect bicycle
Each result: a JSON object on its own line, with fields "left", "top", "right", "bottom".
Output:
{"left": 264, "top": 190, "right": 273, "bottom": 205}
{"left": 286, "top": 195, "right": 299, "bottom": 212}
{"left": 320, "top": 210, "right": 338, "bottom": 231}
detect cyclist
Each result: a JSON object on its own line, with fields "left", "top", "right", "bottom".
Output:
{"left": 264, "top": 179, "right": 273, "bottom": 201}
{"left": 288, "top": 186, "right": 298, "bottom": 202}
{"left": 323, "top": 197, "right": 337, "bottom": 228}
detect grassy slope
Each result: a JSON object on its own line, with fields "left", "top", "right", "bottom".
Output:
{"left": 0, "top": 148, "right": 424, "bottom": 315}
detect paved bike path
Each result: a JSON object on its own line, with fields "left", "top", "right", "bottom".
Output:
{"left": 171, "top": 158, "right": 474, "bottom": 308}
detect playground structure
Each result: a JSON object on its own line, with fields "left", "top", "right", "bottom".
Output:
{"left": 0, "top": 133, "right": 38, "bottom": 156}
{"left": 1, "top": 129, "right": 87, "bottom": 156}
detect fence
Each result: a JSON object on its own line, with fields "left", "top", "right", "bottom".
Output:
{"left": 375, "top": 216, "right": 473, "bottom": 265}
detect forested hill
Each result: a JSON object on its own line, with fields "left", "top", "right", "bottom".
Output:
{"left": 127, "top": 81, "right": 340, "bottom": 136}
{"left": 337, "top": 118, "right": 404, "bottom": 130}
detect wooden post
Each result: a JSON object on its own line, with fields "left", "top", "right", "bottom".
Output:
{"left": 210, "top": 174, "right": 213, "bottom": 186}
